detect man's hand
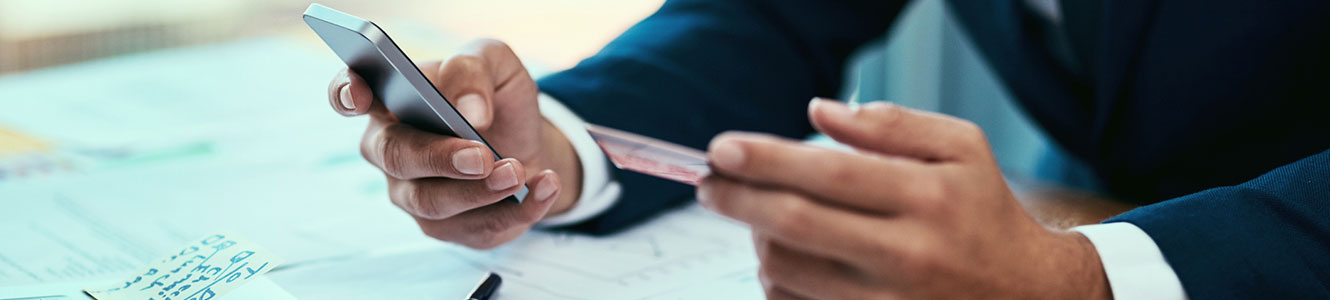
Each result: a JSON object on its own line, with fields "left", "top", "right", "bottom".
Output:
{"left": 326, "top": 39, "right": 583, "bottom": 249}
{"left": 697, "top": 99, "right": 1111, "bottom": 299}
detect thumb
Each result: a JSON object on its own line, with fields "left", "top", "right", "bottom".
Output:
{"left": 453, "top": 93, "right": 492, "bottom": 131}
{"left": 420, "top": 59, "right": 496, "bottom": 131}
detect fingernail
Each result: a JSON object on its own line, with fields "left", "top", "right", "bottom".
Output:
{"left": 810, "top": 98, "right": 851, "bottom": 119}
{"left": 709, "top": 137, "right": 745, "bottom": 172}
{"left": 487, "top": 162, "right": 519, "bottom": 190}
{"left": 452, "top": 147, "right": 485, "bottom": 175}
{"left": 455, "top": 94, "right": 487, "bottom": 125}
{"left": 533, "top": 172, "right": 558, "bottom": 202}
{"left": 339, "top": 84, "right": 356, "bottom": 110}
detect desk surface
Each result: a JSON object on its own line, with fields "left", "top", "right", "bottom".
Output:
{"left": 0, "top": 35, "right": 1131, "bottom": 299}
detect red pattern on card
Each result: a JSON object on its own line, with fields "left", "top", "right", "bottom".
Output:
{"left": 586, "top": 124, "right": 710, "bottom": 186}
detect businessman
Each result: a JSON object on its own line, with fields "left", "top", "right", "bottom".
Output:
{"left": 325, "top": 0, "right": 1329, "bottom": 299}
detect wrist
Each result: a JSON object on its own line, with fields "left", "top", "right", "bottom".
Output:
{"left": 538, "top": 117, "right": 582, "bottom": 216}
{"left": 1057, "top": 231, "right": 1113, "bottom": 300}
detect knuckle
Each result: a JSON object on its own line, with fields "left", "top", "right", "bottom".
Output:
{"left": 359, "top": 139, "right": 374, "bottom": 164}
{"left": 417, "top": 222, "right": 458, "bottom": 243}
{"left": 954, "top": 119, "right": 990, "bottom": 147}
{"left": 916, "top": 177, "right": 947, "bottom": 201}
{"left": 769, "top": 197, "right": 810, "bottom": 237}
{"left": 511, "top": 72, "right": 538, "bottom": 95}
{"left": 758, "top": 254, "right": 795, "bottom": 285}
{"left": 757, "top": 265, "right": 783, "bottom": 289}
{"left": 901, "top": 257, "right": 938, "bottom": 279}
{"left": 827, "top": 156, "right": 860, "bottom": 185}
{"left": 377, "top": 128, "right": 408, "bottom": 178}
{"left": 395, "top": 180, "right": 420, "bottom": 208}
{"left": 388, "top": 186, "right": 413, "bottom": 213}
{"left": 896, "top": 242, "right": 938, "bottom": 278}
{"left": 473, "top": 215, "right": 512, "bottom": 235}
{"left": 391, "top": 181, "right": 426, "bottom": 217}
{"left": 861, "top": 102, "right": 905, "bottom": 130}
{"left": 409, "top": 184, "right": 447, "bottom": 219}
{"left": 867, "top": 238, "right": 897, "bottom": 260}
{"left": 359, "top": 126, "right": 381, "bottom": 165}
{"left": 420, "top": 141, "right": 454, "bottom": 176}
{"left": 443, "top": 54, "right": 486, "bottom": 74}
{"left": 907, "top": 178, "right": 948, "bottom": 214}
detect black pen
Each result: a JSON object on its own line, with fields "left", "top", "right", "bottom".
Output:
{"left": 467, "top": 272, "right": 502, "bottom": 300}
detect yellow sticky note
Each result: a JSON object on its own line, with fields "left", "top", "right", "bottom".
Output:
{"left": 84, "top": 232, "right": 285, "bottom": 300}
{"left": 0, "top": 126, "right": 51, "bottom": 156}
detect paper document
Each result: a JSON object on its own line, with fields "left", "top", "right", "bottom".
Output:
{"left": 0, "top": 278, "right": 294, "bottom": 300}
{"left": 85, "top": 232, "right": 284, "bottom": 300}
{"left": 0, "top": 37, "right": 765, "bottom": 299}
{"left": 268, "top": 204, "right": 764, "bottom": 299}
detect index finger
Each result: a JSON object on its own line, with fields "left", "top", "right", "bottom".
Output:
{"left": 707, "top": 132, "right": 936, "bottom": 214}
{"left": 361, "top": 121, "right": 496, "bottom": 180}
{"left": 809, "top": 99, "right": 990, "bottom": 162}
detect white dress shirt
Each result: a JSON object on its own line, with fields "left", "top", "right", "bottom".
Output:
{"left": 533, "top": 94, "right": 622, "bottom": 226}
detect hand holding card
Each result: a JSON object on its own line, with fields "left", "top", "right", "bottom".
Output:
{"left": 585, "top": 124, "right": 710, "bottom": 186}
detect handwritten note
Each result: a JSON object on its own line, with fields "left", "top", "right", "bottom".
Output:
{"left": 84, "top": 232, "right": 285, "bottom": 300}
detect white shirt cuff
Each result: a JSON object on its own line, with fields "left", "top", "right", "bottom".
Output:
{"left": 1072, "top": 222, "right": 1188, "bottom": 300}
{"left": 535, "top": 93, "right": 622, "bottom": 226}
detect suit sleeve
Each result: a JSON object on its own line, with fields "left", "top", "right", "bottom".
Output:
{"left": 1108, "top": 148, "right": 1330, "bottom": 299}
{"left": 536, "top": 0, "right": 906, "bottom": 234}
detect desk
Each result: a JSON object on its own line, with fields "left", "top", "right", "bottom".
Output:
{"left": 0, "top": 36, "right": 765, "bottom": 299}
{"left": 1011, "top": 177, "right": 1137, "bottom": 230}
{"left": 0, "top": 36, "right": 1134, "bottom": 299}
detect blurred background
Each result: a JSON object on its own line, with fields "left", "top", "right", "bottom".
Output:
{"left": 0, "top": 0, "right": 1098, "bottom": 297}
{"left": 0, "top": 0, "right": 1064, "bottom": 184}
{"left": 0, "top": 0, "right": 666, "bottom": 183}
{"left": 0, "top": 0, "right": 663, "bottom": 74}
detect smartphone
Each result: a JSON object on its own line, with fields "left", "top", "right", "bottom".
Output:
{"left": 303, "top": 3, "right": 528, "bottom": 203}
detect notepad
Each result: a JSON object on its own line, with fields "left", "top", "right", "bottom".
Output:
{"left": 83, "top": 232, "right": 285, "bottom": 300}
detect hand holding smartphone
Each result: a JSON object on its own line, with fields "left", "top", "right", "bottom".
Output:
{"left": 304, "top": 3, "right": 529, "bottom": 202}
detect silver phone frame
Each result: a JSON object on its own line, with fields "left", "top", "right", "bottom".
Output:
{"left": 304, "top": 4, "right": 529, "bottom": 202}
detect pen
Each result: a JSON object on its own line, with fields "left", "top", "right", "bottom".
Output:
{"left": 467, "top": 272, "right": 502, "bottom": 300}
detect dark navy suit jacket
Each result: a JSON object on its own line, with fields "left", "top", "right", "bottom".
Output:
{"left": 537, "top": 0, "right": 1330, "bottom": 297}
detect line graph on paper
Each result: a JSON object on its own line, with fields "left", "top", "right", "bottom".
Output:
{"left": 266, "top": 204, "right": 765, "bottom": 300}
{"left": 444, "top": 205, "right": 763, "bottom": 300}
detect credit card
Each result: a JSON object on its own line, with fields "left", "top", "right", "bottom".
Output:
{"left": 585, "top": 124, "right": 710, "bottom": 186}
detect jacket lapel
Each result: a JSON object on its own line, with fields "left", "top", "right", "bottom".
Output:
{"left": 1091, "top": 1, "right": 1162, "bottom": 141}
{"left": 953, "top": 0, "right": 1094, "bottom": 154}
